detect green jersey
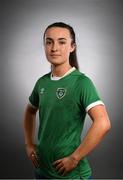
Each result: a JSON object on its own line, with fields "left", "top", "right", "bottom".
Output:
{"left": 29, "top": 68, "right": 104, "bottom": 179}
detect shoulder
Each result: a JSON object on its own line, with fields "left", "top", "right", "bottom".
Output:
{"left": 74, "top": 70, "right": 94, "bottom": 86}
{"left": 32, "top": 72, "right": 50, "bottom": 90}
{"left": 35, "top": 72, "right": 50, "bottom": 84}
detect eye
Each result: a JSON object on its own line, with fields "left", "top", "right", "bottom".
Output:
{"left": 46, "top": 41, "right": 52, "bottom": 45}
{"left": 59, "top": 41, "right": 66, "bottom": 45}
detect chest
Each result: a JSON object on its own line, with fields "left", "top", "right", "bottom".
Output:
{"left": 38, "top": 84, "right": 75, "bottom": 109}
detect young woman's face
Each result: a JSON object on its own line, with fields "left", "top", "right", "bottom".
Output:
{"left": 44, "top": 27, "right": 75, "bottom": 66}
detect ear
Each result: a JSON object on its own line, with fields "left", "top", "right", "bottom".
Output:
{"left": 70, "top": 43, "right": 76, "bottom": 53}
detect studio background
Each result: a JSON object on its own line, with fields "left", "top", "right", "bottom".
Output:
{"left": 0, "top": 0, "right": 123, "bottom": 178}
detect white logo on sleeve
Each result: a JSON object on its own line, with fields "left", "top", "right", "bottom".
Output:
{"left": 40, "top": 88, "right": 45, "bottom": 94}
{"left": 56, "top": 88, "right": 67, "bottom": 99}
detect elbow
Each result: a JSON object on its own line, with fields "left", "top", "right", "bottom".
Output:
{"left": 102, "top": 119, "right": 111, "bottom": 134}
{"left": 105, "top": 123, "right": 111, "bottom": 134}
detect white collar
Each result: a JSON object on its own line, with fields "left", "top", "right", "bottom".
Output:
{"left": 51, "top": 67, "right": 76, "bottom": 81}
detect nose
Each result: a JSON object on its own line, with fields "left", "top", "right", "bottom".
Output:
{"left": 51, "top": 42, "right": 58, "bottom": 52}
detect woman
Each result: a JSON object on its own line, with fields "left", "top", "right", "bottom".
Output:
{"left": 24, "top": 22, "right": 111, "bottom": 179}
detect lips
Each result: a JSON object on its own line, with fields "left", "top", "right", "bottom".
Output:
{"left": 50, "top": 54, "right": 61, "bottom": 57}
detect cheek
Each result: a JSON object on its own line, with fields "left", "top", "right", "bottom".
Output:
{"left": 61, "top": 45, "right": 69, "bottom": 52}
{"left": 63, "top": 47, "right": 71, "bottom": 55}
{"left": 45, "top": 47, "right": 50, "bottom": 55}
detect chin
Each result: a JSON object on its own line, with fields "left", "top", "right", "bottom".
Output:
{"left": 51, "top": 62, "right": 63, "bottom": 66}
{"left": 48, "top": 59, "right": 63, "bottom": 66}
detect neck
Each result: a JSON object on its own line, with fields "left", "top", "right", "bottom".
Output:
{"left": 51, "top": 63, "right": 72, "bottom": 77}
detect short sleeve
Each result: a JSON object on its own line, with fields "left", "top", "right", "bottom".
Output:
{"left": 80, "top": 76, "right": 104, "bottom": 112}
{"left": 29, "top": 80, "right": 39, "bottom": 108}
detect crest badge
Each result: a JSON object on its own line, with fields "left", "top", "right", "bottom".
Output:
{"left": 56, "top": 88, "right": 67, "bottom": 99}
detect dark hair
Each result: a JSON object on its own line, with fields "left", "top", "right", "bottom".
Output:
{"left": 43, "top": 22, "right": 79, "bottom": 70}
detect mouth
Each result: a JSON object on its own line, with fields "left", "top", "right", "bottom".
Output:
{"left": 50, "top": 54, "right": 61, "bottom": 57}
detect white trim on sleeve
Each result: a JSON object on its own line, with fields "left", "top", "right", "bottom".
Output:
{"left": 28, "top": 101, "right": 38, "bottom": 109}
{"left": 86, "top": 100, "right": 105, "bottom": 112}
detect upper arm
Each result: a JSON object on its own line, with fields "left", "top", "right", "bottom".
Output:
{"left": 28, "top": 79, "right": 40, "bottom": 109}
{"left": 88, "top": 104, "right": 111, "bottom": 129}
{"left": 26, "top": 102, "right": 39, "bottom": 114}
{"left": 78, "top": 76, "right": 104, "bottom": 112}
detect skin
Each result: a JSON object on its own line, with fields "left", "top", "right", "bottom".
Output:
{"left": 24, "top": 105, "right": 39, "bottom": 168}
{"left": 23, "top": 27, "right": 111, "bottom": 176}
{"left": 44, "top": 27, "right": 75, "bottom": 76}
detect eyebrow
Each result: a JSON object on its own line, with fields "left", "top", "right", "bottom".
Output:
{"left": 45, "top": 37, "right": 67, "bottom": 41}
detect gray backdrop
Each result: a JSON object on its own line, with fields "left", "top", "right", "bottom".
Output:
{"left": 1, "top": 0, "right": 123, "bottom": 179}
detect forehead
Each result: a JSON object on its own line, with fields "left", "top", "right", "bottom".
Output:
{"left": 44, "top": 27, "right": 71, "bottom": 40}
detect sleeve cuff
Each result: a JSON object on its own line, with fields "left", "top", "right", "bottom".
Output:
{"left": 28, "top": 100, "right": 38, "bottom": 109}
{"left": 86, "top": 100, "right": 105, "bottom": 112}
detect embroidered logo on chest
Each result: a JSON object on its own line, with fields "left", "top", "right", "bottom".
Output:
{"left": 56, "top": 88, "right": 67, "bottom": 99}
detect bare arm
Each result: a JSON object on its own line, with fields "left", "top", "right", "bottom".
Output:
{"left": 23, "top": 103, "right": 39, "bottom": 168}
{"left": 24, "top": 103, "right": 38, "bottom": 145}
{"left": 53, "top": 105, "right": 111, "bottom": 175}
{"left": 71, "top": 104, "right": 111, "bottom": 162}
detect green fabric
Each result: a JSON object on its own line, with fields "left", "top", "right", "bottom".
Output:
{"left": 29, "top": 69, "right": 102, "bottom": 179}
